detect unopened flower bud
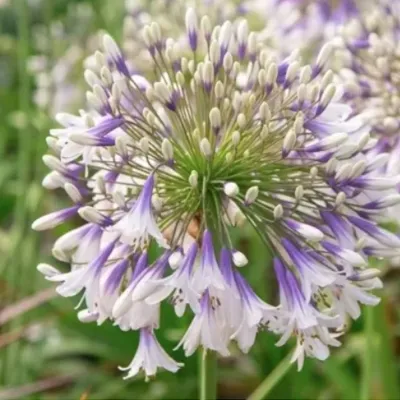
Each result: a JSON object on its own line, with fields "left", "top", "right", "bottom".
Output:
{"left": 139, "top": 137, "right": 150, "bottom": 153}
{"left": 209, "top": 108, "right": 221, "bottom": 132}
{"left": 232, "top": 251, "right": 248, "bottom": 267}
{"left": 245, "top": 186, "right": 259, "bottom": 205}
{"left": 189, "top": 170, "right": 198, "bottom": 187}
{"left": 169, "top": 251, "right": 183, "bottom": 270}
{"left": 232, "top": 131, "right": 240, "bottom": 146}
{"left": 200, "top": 138, "right": 212, "bottom": 157}
{"left": 273, "top": 204, "right": 284, "bottom": 220}
{"left": 224, "top": 182, "right": 239, "bottom": 197}
{"left": 162, "top": 138, "right": 174, "bottom": 160}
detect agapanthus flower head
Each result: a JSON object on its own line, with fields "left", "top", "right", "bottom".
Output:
{"left": 241, "top": 0, "right": 373, "bottom": 58}
{"left": 122, "top": 0, "right": 242, "bottom": 71}
{"left": 34, "top": 7, "right": 397, "bottom": 379}
{"left": 333, "top": 1, "right": 400, "bottom": 229}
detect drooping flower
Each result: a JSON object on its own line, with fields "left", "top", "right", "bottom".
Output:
{"left": 113, "top": 174, "right": 168, "bottom": 249}
{"left": 33, "top": 8, "right": 397, "bottom": 379}
{"left": 272, "top": 258, "right": 341, "bottom": 370}
{"left": 119, "top": 328, "right": 183, "bottom": 380}
{"left": 176, "top": 290, "right": 231, "bottom": 357}
{"left": 229, "top": 266, "right": 276, "bottom": 353}
{"left": 111, "top": 251, "right": 164, "bottom": 331}
{"left": 191, "top": 230, "right": 226, "bottom": 293}
{"left": 146, "top": 242, "right": 201, "bottom": 316}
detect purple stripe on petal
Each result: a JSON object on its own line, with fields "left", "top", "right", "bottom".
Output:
{"left": 32, "top": 205, "right": 80, "bottom": 231}
{"left": 277, "top": 63, "right": 289, "bottom": 85}
{"left": 89, "top": 135, "right": 116, "bottom": 146}
{"left": 178, "top": 243, "right": 198, "bottom": 278}
{"left": 281, "top": 238, "right": 305, "bottom": 265}
{"left": 238, "top": 43, "right": 246, "bottom": 60}
{"left": 134, "top": 174, "right": 154, "bottom": 215}
{"left": 273, "top": 257, "right": 288, "bottom": 304}
{"left": 89, "top": 238, "right": 119, "bottom": 276}
{"left": 311, "top": 65, "right": 322, "bottom": 79}
{"left": 347, "top": 215, "right": 378, "bottom": 235}
{"left": 318, "top": 0, "right": 331, "bottom": 20}
{"left": 284, "top": 268, "right": 306, "bottom": 311}
{"left": 220, "top": 248, "right": 235, "bottom": 286}
{"left": 115, "top": 57, "right": 131, "bottom": 77}
{"left": 104, "top": 258, "right": 130, "bottom": 294}
{"left": 274, "top": 257, "right": 304, "bottom": 311}
{"left": 200, "top": 289, "right": 210, "bottom": 312}
{"left": 104, "top": 170, "right": 119, "bottom": 188}
{"left": 188, "top": 31, "right": 198, "bottom": 51}
{"left": 320, "top": 210, "right": 353, "bottom": 244}
{"left": 234, "top": 271, "right": 259, "bottom": 308}
{"left": 348, "top": 39, "right": 370, "bottom": 51}
{"left": 133, "top": 250, "right": 171, "bottom": 287}
{"left": 56, "top": 205, "right": 80, "bottom": 220}
{"left": 88, "top": 116, "right": 124, "bottom": 137}
{"left": 202, "top": 230, "right": 215, "bottom": 266}
{"left": 131, "top": 251, "right": 148, "bottom": 282}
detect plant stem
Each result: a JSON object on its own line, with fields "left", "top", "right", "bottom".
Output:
{"left": 360, "top": 306, "right": 375, "bottom": 400}
{"left": 199, "top": 348, "right": 217, "bottom": 400}
{"left": 248, "top": 352, "right": 293, "bottom": 400}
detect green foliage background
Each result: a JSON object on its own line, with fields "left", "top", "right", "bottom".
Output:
{"left": 0, "top": 1, "right": 399, "bottom": 398}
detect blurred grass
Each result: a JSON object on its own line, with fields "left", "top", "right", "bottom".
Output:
{"left": 0, "top": 0, "right": 399, "bottom": 399}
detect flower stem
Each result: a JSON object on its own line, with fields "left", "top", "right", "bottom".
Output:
{"left": 199, "top": 348, "right": 217, "bottom": 400}
{"left": 248, "top": 351, "right": 293, "bottom": 400}
{"left": 361, "top": 306, "right": 375, "bottom": 400}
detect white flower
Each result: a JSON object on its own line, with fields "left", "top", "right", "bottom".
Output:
{"left": 176, "top": 291, "right": 230, "bottom": 357}
{"left": 291, "top": 326, "right": 341, "bottom": 371}
{"left": 191, "top": 230, "right": 226, "bottom": 293}
{"left": 329, "top": 275, "right": 381, "bottom": 322}
{"left": 113, "top": 174, "right": 168, "bottom": 250}
{"left": 146, "top": 242, "right": 201, "bottom": 316}
{"left": 120, "top": 328, "right": 183, "bottom": 380}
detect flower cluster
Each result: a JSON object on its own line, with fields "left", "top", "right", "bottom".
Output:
{"left": 123, "top": 0, "right": 372, "bottom": 64}
{"left": 28, "top": 0, "right": 374, "bottom": 116}
{"left": 122, "top": 0, "right": 245, "bottom": 71}
{"left": 241, "top": 0, "right": 374, "bottom": 58}
{"left": 334, "top": 2, "right": 400, "bottom": 222}
{"left": 33, "top": 8, "right": 397, "bottom": 379}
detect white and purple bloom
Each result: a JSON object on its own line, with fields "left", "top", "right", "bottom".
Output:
{"left": 120, "top": 328, "right": 183, "bottom": 380}
{"left": 273, "top": 258, "right": 341, "bottom": 369}
{"left": 45, "top": 233, "right": 116, "bottom": 302}
{"left": 328, "top": 273, "right": 382, "bottom": 323}
{"left": 191, "top": 230, "right": 226, "bottom": 293}
{"left": 333, "top": 3, "right": 400, "bottom": 239}
{"left": 146, "top": 242, "right": 201, "bottom": 316}
{"left": 34, "top": 8, "right": 396, "bottom": 379}
{"left": 97, "top": 254, "right": 131, "bottom": 324}
{"left": 112, "top": 251, "right": 168, "bottom": 331}
{"left": 31, "top": 205, "right": 80, "bottom": 231}
{"left": 176, "top": 290, "right": 230, "bottom": 357}
{"left": 113, "top": 174, "right": 168, "bottom": 250}
{"left": 230, "top": 268, "right": 276, "bottom": 353}
{"left": 242, "top": 0, "right": 372, "bottom": 59}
